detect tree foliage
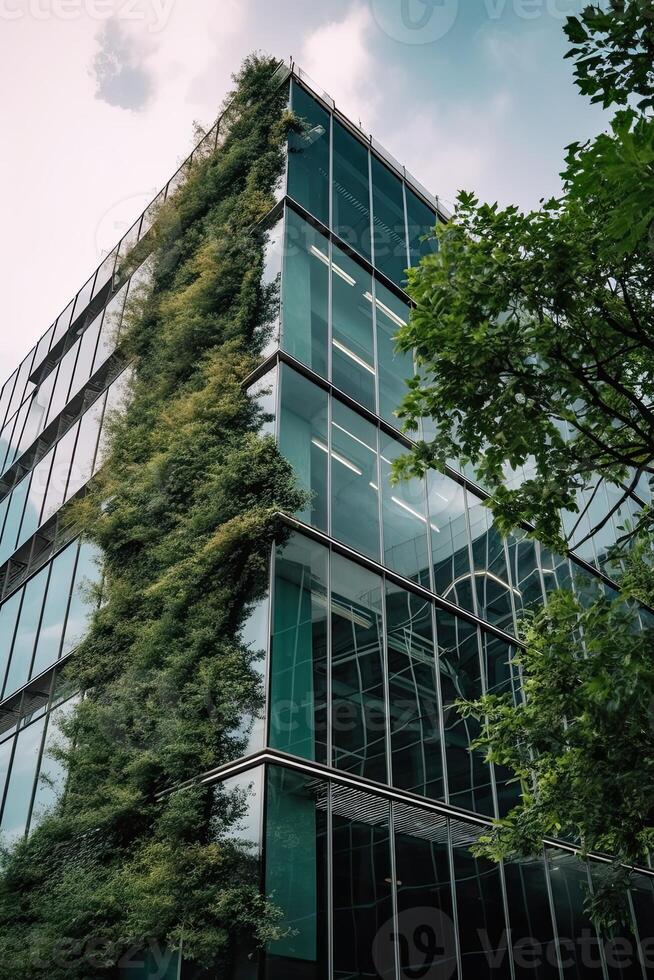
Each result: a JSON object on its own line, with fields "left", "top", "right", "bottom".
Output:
{"left": 394, "top": 0, "right": 654, "bottom": 922}
{"left": 0, "top": 55, "right": 302, "bottom": 978}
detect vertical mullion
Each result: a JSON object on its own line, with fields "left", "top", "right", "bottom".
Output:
{"left": 327, "top": 778, "right": 334, "bottom": 980}
{"left": 498, "top": 858, "right": 517, "bottom": 980}
{"left": 447, "top": 819, "right": 464, "bottom": 980}
{"left": 389, "top": 799, "right": 401, "bottom": 980}
{"left": 431, "top": 603, "right": 450, "bottom": 804}
{"left": 543, "top": 848, "right": 566, "bottom": 980}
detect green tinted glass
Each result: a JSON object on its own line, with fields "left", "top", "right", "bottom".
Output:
{"left": 282, "top": 208, "right": 329, "bottom": 377}
{"left": 279, "top": 365, "right": 328, "bottom": 532}
{"left": 270, "top": 534, "right": 328, "bottom": 763}
{"left": 372, "top": 155, "right": 409, "bottom": 286}
{"left": 332, "top": 121, "right": 371, "bottom": 260}
{"left": 331, "top": 243, "right": 376, "bottom": 411}
{"left": 288, "top": 82, "right": 330, "bottom": 226}
{"left": 331, "top": 553, "right": 387, "bottom": 783}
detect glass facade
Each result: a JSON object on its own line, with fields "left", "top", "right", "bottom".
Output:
{"left": 2, "top": 65, "right": 653, "bottom": 980}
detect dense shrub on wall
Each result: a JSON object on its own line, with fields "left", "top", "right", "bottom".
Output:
{"left": 0, "top": 55, "right": 303, "bottom": 979}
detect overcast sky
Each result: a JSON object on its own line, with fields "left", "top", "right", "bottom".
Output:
{"left": 0, "top": 0, "right": 607, "bottom": 383}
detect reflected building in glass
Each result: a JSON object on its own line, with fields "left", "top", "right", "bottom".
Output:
{"left": 0, "top": 62, "right": 653, "bottom": 979}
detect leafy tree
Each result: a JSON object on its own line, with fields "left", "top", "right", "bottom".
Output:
{"left": 395, "top": 0, "right": 654, "bottom": 924}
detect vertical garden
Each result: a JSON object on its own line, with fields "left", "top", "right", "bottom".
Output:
{"left": 0, "top": 55, "right": 302, "bottom": 979}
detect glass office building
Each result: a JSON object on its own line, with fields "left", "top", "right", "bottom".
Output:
{"left": 0, "top": 63, "right": 652, "bottom": 978}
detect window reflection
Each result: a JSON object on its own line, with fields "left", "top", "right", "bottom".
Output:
{"left": 332, "top": 784, "right": 393, "bottom": 979}
{"left": 332, "top": 120, "right": 372, "bottom": 262}
{"left": 331, "top": 400, "right": 380, "bottom": 561}
{"left": 387, "top": 580, "right": 444, "bottom": 800}
{"left": 282, "top": 209, "right": 329, "bottom": 377}
{"left": 504, "top": 855, "right": 560, "bottom": 980}
{"left": 438, "top": 612, "right": 494, "bottom": 816}
{"left": 451, "top": 820, "right": 510, "bottom": 979}
{"left": 331, "top": 554, "right": 387, "bottom": 783}
{"left": 372, "top": 155, "right": 409, "bottom": 285}
{"left": 374, "top": 280, "right": 413, "bottom": 428}
{"left": 380, "top": 432, "right": 430, "bottom": 585}
{"left": 288, "top": 81, "right": 330, "bottom": 227}
{"left": 331, "top": 243, "right": 376, "bottom": 411}
{"left": 270, "top": 535, "right": 328, "bottom": 764}
{"left": 279, "top": 365, "right": 328, "bottom": 531}
{"left": 265, "top": 766, "right": 328, "bottom": 980}
{"left": 428, "top": 473, "right": 474, "bottom": 612}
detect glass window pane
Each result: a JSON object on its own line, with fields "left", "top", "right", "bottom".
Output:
{"left": 282, "top": 208, "right": 329, "bottom": 377}
{"left": 3, "top": 397, "right": 31, "bottom": 471}
{"left": 14, "top": 449, "right": 54, "bottom": 550}
{"left": 44, "top": 340, "right": 80, "bottom": 429}
{"left": 394, "top": 803, "right": 457, "bottom": 980}
{"left": 438, "top": 612, "right": 493, "bottom": 816}
{"left": 288, "top": 82, "right": 330, "bottom": 226}
{"left": 61, "top": 540, "right": 101, "bottom": 656}
{"left": 29, "top": 694, "right": 78, "bottom": 831}
{"left": 72, "top": 274, "right": 95, "bottom": 324}
{"left": 6, "top": 352, "right": 36, "bottom": 423}
{"left": 14, "top": 368, "right": 57, "bottom": 465}
{"left": 452, "top": 820, "right": 511, "bottom": 979}
{"left": 260, "top": 216, "right": 283, "bottom": 359}
{"left": 504, "top": 855, "right": 560, "bottom": 980}
{"left": 247, "top": 366, "right": 277, "bottom": 439}
{"left": 428, "top": 473, "right": 475, "bottom": 612}
{"left": 507, "top": 531, "right": 544, "bottom": 617}
{"left": 374, "top": 281, "right": 413, "bottom": 428}
{"left": 0, "top": 591, "right": 22, "bottom": 694}
{"left": 264, "top": 766, "right": 328, "bottom": 980}
{"left": 481, "top": 631, "right": 522, "bottom": 816}
{"left": 332, "top": 784, "right": 393, "bottom": 980}
{"left": 0, "top": 472, "right": 31, "bottom": 565}
{"left": 331, "top": 243, "right": 376, "bottom": 411}
{"left": 331, "top": 400, "right": 380, "bottom": 561}
{"left": 387, "top": 580, "right": 444, "bottom": 800}
{"left": 0, "top": 371, "right": 17, "bottom": 431}
{"left": 0, "top": 716, "right": 46, "bottom": 844}
{"left": 372, "top": 156, "right": 408, "bottom": 285}
{"left": 40, "top": 422, "right": 80, "bottom": 526}
{"left": 270, "top": 534, "right": 328, "bottom": 764}
{"left": 3, "top": 565, "right": 48, "bottom": 699}
{"left": 31, "top": 542, "right": 78, "bottom": 678}
{"left": 406, "top": 188, "right": 438, "bottom": 267}
{"left": 547, "top": 850, "right": 603, "bottom": 980}
{"left": 630, "top": 873, "right": 654, "bottom": 972}
{"left": 380, "top": 432, "right": 430, "bottom": 585}
{"left": 332, "top": 121, "right": 372, "bottom": 261}
{"left": 587, "top": 862, "right": 643, "bottom": 980}
{"left": 93, "top": 282, "right": 127, "bottom": 375}
{"left": 331, "top": 553, "right": 387, "bottom": 783}
{"left": 66, "top": 398, "right": 104, "bottom": 500}
{"left": 467, "top": 493, "right": 516, "bottom": 633}
{"left": 68, "top": 313, "right": 103, "bottom": 402}
{"left": 279, "top": 366, "right": 328, "bottom": 532}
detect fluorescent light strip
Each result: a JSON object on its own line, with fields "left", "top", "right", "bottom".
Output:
{"left": 391, "top": 495, "right": 440, "bottom": 533}
{"left": 332, "top": 338, "right": 376, "bottom": 375}
{"left": 309, "top": 244, "right": 330, "bottom": 267}
{"left": 332, "top": 421, "right": 375, "bottom": 453}
{"left": 311, "top": 437, "right": 363, "bottom": 476}
{"left": 332, "top": 262, "right": 357, "bottom": 286}
{"left": 364, "top": 291, "right": 407, "bottom": 329}
{"left": 309, "top": 244, "right": 357, "bottom": 286}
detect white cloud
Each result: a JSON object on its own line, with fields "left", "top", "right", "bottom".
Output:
{"left": 300, "top": 4, "right": 382, "bottom": 129}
